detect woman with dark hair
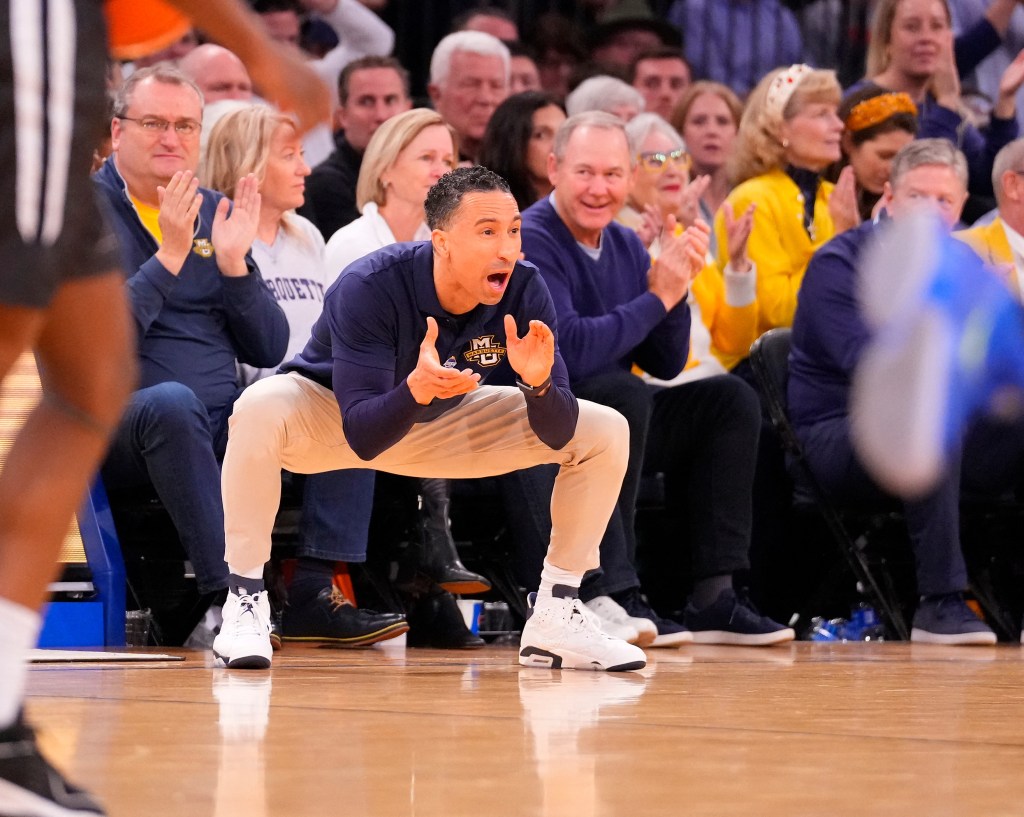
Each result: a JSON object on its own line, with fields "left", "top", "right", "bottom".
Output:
{"left": 478, "top": 91, "right": 566, "bottom": 210}
{"left": 837, "top": 86, "right": 919, "bottom": 221}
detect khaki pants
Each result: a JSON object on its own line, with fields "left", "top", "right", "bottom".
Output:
{"left": 222, "top": 373, "right": 629, "bottom": 577}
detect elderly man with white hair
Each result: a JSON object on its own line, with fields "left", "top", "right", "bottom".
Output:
{"left": 428, "top": 30, "right": 510, "bottom": 164}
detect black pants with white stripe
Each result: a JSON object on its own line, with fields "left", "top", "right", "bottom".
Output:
{"left": 0, "top": 0, "right": 117, "bottom": 308}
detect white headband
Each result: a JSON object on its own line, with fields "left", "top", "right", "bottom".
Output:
{"left": 765, "top": 63, "right": 812, "bottom": 122}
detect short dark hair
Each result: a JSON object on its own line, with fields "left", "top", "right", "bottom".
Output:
{"left": 425, "top": 166, "right": 512, "bottom": 230}
{"left": 338, "top": 55, "right": 410, "bottom": 106}
{"left": 629, "top": 47, "right": 691, "bottom": 82}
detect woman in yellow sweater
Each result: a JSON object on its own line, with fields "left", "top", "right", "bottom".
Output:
{"left": 715, "top": 64, "right": 859, "bottom": 372}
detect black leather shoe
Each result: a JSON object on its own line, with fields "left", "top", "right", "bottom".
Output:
{"left": 398, "top": 478, "right": 492, "bottom": 595}
{"left": 406, "top": 589, "right": 486, "bottom": 649}
{"left": 281, "top": 587, "right": 409, "bottom": 646}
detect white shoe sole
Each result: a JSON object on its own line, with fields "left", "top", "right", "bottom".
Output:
{"left": 690, "top": 628, "right": 796, "bottom": 646}
{"left": 650, "top": 630, "right": 694, "bottom": 647}
{"left": 518, "top": 644, "right": 646, "bottom": 672}
{"left": 910, "top": 627, "right": 997, "bottom": 645}
{"left": 212, "top": 645, "right": 272, "bottom": 670}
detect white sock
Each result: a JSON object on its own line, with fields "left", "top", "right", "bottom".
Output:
{"left": 537, "top": 559, "right": 583, "bottom": 602}
{"left": 0, "top": 596, "right": 42, "bottom": 730}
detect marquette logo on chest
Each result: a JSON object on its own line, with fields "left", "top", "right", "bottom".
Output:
{"left": 463, "top": 335, "right": 507, "bottom": 367}
{"left": 192, "top": 238, "right": 214, "bottom": 258}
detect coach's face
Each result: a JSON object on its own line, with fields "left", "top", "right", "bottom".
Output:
{"left": 432, "top": 189, "right": 521, "bottom": 315}
{"left": 111, "top": 77, "right": 203, "bottom": 203}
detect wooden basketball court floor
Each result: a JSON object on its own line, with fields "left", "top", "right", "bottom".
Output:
{"left": 22, "top": 641, "right": 1024, "bottom": 816}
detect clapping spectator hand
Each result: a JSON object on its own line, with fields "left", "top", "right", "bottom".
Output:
{"left": 829, "top": 166, "right": 861, "bottom": 235}
{"left": 994, "top": 48, "right": 1024, "bottom": 119}
{"left": 212, "top": 173, "right": 262, "bottom": 277}
{"left": 679, "top": 173, "right": 711, "bottom": 228}
{"left": 722, "top": 201, "right": 755, "bottom": 273}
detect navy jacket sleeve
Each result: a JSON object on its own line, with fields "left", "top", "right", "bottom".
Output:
{"left": 329, "top": 274, "right": 434, "bottom": 460}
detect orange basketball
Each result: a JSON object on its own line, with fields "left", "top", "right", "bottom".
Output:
{"left": 103, "top": 0, "right": 192, "bottom": 61}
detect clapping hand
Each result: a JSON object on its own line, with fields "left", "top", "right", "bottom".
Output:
{"left": 504, "top": 314, "right": 555, "bottom": 389}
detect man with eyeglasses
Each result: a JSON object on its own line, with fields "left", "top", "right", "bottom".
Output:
{"left": 508, "top": 111, "right": 794, "bottom": 647}
{"left": 92, "top": 65, "right": 289, "bottom": 645}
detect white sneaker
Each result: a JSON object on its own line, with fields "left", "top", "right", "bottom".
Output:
{"left": 213, "top": 590, "right": 273, "bottom": 670}
{"left": 519, "top": 593, "right": 647, "bottom": 672}
{"left": 584, "top": 596, "right": 657, "bottom": 647}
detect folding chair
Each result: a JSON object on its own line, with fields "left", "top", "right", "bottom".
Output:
{"left": 749, "top": 328, "right": 911, "bottom": 640}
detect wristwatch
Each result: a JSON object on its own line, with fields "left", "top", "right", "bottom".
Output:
{"left": 516, "top": 376, "right": 552, "bottom": 397}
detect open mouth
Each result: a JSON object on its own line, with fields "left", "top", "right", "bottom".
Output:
{"left": 487, "top": 271, "right": 510, "bottom": 291}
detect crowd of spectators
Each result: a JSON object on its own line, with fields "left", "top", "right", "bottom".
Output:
{"left": 92, "top": 0, "right": 1024, "bottom": 651}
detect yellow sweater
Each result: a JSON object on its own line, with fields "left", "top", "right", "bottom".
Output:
{"left": 955, "top": 216, "right": 1023, "bottom": 302}
{"left": 714, "top": 168, "right": 836, "bottom": 369}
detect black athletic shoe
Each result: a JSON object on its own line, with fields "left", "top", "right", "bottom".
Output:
{"left": 0, "top": 716, "right": 105, "bottom": 816}
{"left": 281, "top": 586, "right": 409, "bottom": 646}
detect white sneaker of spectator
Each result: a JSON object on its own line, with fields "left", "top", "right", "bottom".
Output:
{"left": 583, "top": 595, "right": 658, "bottom": 646}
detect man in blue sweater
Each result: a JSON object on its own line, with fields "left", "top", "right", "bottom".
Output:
{"left": 790, "top": 138, "right": 1024, "bottom": 644}
{"left": 515, "top": 111, "right": 794, "bottom": 647}
{"left": 93, "top": 66, "right": 289, "bottom": 642}
{"left": 214, "top": 166, "right": 644, "bottom": 672}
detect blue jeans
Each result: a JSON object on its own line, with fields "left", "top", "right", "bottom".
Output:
{"left": 299, "top": 468, "right": 376, "bottom": 562}
{"left": 101, "top": 382, "right": 229, "bottom": 594}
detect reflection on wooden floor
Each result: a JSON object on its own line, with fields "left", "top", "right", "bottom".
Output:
{"left": 24, "top": 641, "right": 1024, "bottom": 816}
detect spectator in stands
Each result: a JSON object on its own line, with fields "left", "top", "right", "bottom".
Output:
{"left": 955, "top": 136, "right": 1024, "bottom": 300}
{"left": 178, "top": 44, "right": 253, "bottom": 103}
{"left": 428, "top": 31, "right": 510, "bottom": 166}
{"left": 322, "top": 109, "right": 491, "bottom": 648}
{"left": 253, "top": 0, "right": 395, "bottom": 166}
{"left": 509, "top": 42, "right": 543, "bottom": 95}
{"left": 588, "top": 15, "right": 682, "bottom": 73}
{"left": 298, "top": 56, "right": 412, "bottom": 240}
{"left": 630, "top": 47, "right": 691, "bottom": 121}
{"left": 324, "top": 108, "right": 455, "bottom": 272}
{"left": 670, "top": 81, "right": 743, "bottom": 257}
{"left": 565, "top": 75, "right": 644, "bottom": 120}
{"left": 789, "top": 138, "right": 1015, "bottom": 645}
{"left": 617, "top": 113, "right": 706, "bottom": 241}
{"left": 516, "top": 111, "right": 793, "bottom": 646}
{"left": 716, "top": 65, "right": 859, "bottom": 375}
{"left": 202, "top": 104, "right": 409, "bottom": 648}
{"left": 861, "top": 0, "right": 1023, "bottom": 205}
{"left": 528, "top": 13, "right": 587, "bottom": 103}
{"left": 837, "top": 86, "right": 919, "bottom": 222}
{"left": 478, "top": 91, "right": 566, "bottom": 211}
{"left": 94, "top": 66, "right": 288, "bottom": 643}
{"left": 621, "top": 113, "right": 759, "bottom": 387}
{"left": 667, "top": 0, "right": 804, "bottom": 97}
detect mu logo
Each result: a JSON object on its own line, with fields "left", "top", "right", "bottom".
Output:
{"left": 463, "top": 335, "right": 507, "bottom": 367}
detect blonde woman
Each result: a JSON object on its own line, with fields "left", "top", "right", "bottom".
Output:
{"left": 670, "top": 80, "right": 743, "bottom": 246}
{"left": 324, "top": 108, "right": 457, "bottom": 275}
{"left": 203, "top": 105, "right": 408, "bottom": 653}
{"left": 859, "top": 0, "right": 1024, "bottom": 202}
{"left": 715, "top": 64, "right": 858, "bottom": 372}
